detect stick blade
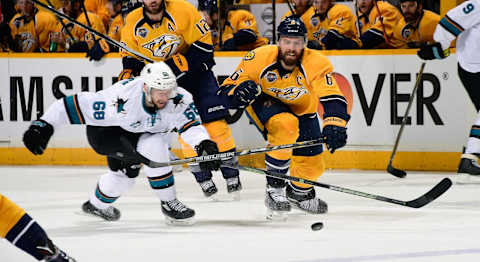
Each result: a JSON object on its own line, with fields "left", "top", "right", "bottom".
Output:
{"left": 406, "top": 178, "right": 452, "bottom": 208}
{"left": 387, "top": 164, "right": 407, "bottom": 178}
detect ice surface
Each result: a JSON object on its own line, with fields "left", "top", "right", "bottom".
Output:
{"left": 1, "top": 166, "right": 480, "bottom": 262}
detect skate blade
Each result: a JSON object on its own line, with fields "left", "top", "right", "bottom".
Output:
{"left": 74, "top": 211, "right": 119, "bottom": 221}
{"left": 266, "top": 210, "right": 289, "bottom": 221}
{"left": 164, "top": 216, "right": 196, "bottom": 226}
{"left": 456, "top": 173, "right": 480, "bottom": 184}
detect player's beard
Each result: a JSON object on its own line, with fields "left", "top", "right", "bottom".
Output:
{"left": 144, "top": 1, "right": 163, "bottom": 15}
{"left": 278, "top": 48, "right": 303, "bottom": 68}
{"left": 404, "top": 9, "right": 420, "bottom": 24}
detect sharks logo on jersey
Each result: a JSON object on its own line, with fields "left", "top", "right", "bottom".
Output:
{"left": 141, "top": 34, "right": 182, "bottom": 59}
{"left": 267, "top": 86, "right": 308, "bottom": 101}
{"left": 113, "top": 98, "right": 128, "bottom": 114}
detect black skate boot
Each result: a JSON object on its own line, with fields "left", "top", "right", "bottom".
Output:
{"left": 199, "top": 179, "right": 218, "bottom": 199}
{"left": 82, "top": 201, "right": 121, "bottom": 221}
{"left": 265, "top": 185, "right": 291, "bottom": 220}
{"left": 38, "top": 239, "right": 76, "bottom": 262}
{"left": 457, "top": 154, "right": 480, "bottom": 184}
{"left": 161, "top": 199, "right": 195, "bottom": 225}
{"left": 226, "top": 176, "right": 242, "bottom": 193}
{"left": 286, "top": 183, "right": 328, "bottom": 214}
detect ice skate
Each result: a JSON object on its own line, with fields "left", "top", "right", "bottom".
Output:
{"left": 457, "top": 154, "right": 480, "bottom": 184}
{"left": 81, "top": 201, "right": 121, "bottom": 221}
{"left": 226, "top": 176, "right": 242, "bottom": 200}
{"left": 161, "top": 199, "right": 195, "bottom": 226}
{"left": 265, "top": 186, "right": 291, "bottom": 221}
{"left": 286, "top": 184, "right": 328, "bottom": 214}
{"left": 199, "top": 179, "right": 218, "bottom": 200}
{"left": 39, "top": 240, "right": 77, "bottom": 262}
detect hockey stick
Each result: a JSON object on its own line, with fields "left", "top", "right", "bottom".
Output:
{"left": 387, "top": 62, "right": 426, "bottom": 178}
{"left": 30, "top": 0, "right": 154, "bottom": 63}
{"left": 233, "top": 164, "right": 452, "bottom": 208}
{"left": 119, "top": 136, "right": 324, "bottom": 168}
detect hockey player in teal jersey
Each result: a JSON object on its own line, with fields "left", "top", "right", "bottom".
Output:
{"left": 22, "top": 62, "right": 221, "bottom": 225}
{"left": 418, "top": 0, "right": 480, "bottom": 179}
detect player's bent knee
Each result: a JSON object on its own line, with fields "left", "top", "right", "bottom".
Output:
{"left": 203, "top": 119, "right": 236, "bottom": 152}
{"left": 265, "top": 113, "right": 299, "bottom": 145}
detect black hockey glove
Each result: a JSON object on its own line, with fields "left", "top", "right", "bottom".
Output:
{"left": 307, "top": 40, "right": 324, "bottom": 50}
{"left": 86, "top": 40, "right": 109, "bottom": 61}
{"left": 322, "top": 114, "right": 349, "bottom": 153}
{"left": 233, "top": 80, "right": 262, "bottom": 108}
{"left": 221, "top": 38, "right": 236, "bottom": 51}
{"left": 323, "top": 125, "right": 347, "bottom": 153}
{"left": 23, "top": 119, "right": 54, "bottom": 155}
{"left": 417, "top": 42, "right": 450, "bottom": 60}
{"left": 195, "top": 140, "right": 221, "bottom": 171}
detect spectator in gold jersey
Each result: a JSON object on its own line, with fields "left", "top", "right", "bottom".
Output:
{"left": 390, "top": 0, "right": 441, "bottom": 48}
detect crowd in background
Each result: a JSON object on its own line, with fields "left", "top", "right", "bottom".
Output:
{"left": 0, "top": 0, "right": 445, "bottom": 54}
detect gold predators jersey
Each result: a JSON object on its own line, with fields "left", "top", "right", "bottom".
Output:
{"left": 108, "top": 14, "right": 124, "bottom": 42}
{"left": 9, "top": 10, "right": 59, "bottom": 52}
{"left": 222, "top": 9, "right": 269, "bottom": 51}
{"left": 84, "top": 0, "right": 110, "bottom": 27}
{"left": 358, "top": 0, "right": 401, "bottom": 46}
{"left": 37, "top": 0, "right": 62, "bottom": 10}
{"left": 305, "top": 4, "right": 360, "bottom": 46}
{"left": 390, "top": 10, "right": 441, "bottom": 48}
{"left": 222, "top": 45, "right": 345, "bottom": 116}
{"left": 120, "top": 0, "right": 212, "bottom": 61}
{"left": 59, "top": 11, "right": 106, "bottom": 51}
{"left": 0, "top": 194, "right": 25, "bottom": 238}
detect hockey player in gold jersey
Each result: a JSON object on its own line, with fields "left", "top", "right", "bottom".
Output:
{"left": 219, "top": 16, "right": 350, "bottom": 218}
{"left": 0, "top": 194, "right": 76, "bottom": 261}
{"left": 120, "top": 0, "right": 242, "bottom": 198}
{"left": 58, "top": 0, "right": 109, "bottom": 59}
{"left": 9, "top": 0, "right": 61, "bottom": 52}
{"left": 357, "top": 0, "right": 401, "bottom": 48}
{"left": 305, "top": 0, "right": 361, "bottom": 50}
{"left": 390, "top": 0, "right": 441, "bottom": 48}
{"left": 198, "top": 0, "right": 268, "bottom": 51}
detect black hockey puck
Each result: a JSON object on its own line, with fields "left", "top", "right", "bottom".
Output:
{"left": 311, "top": 222, "right": 324, "bottom": 231}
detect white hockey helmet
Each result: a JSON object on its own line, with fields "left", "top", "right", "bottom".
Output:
{"left": 140, "top": 61, "right": 178, "bottom": 100}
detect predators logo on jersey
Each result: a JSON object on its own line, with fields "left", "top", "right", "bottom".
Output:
{"left": 121, "top": 0, "right": 213, "bottom": 62}
{"left": 141, "top": 34, "right": 182, "bottom": 58}
{"left": 17, "top": 32, "right": 36, "bottom": 51}
{"left": 268, "top": 86, "right": 308, "bottom": 101}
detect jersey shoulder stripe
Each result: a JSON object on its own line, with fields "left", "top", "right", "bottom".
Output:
{"left": 63, "top": 95, "right": 85, "bottom": 125}
{"left": 439, "top": 14, "right": 464, "bottom": 37}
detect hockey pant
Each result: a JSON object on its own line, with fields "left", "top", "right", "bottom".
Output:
{"left": 86, "top": 126, "right": 176, "bottom": 209}
{"left": 246, "top": 94, "right": 325, "bottom": 189}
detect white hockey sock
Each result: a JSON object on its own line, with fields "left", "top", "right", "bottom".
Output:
{"left": 90, "top": 170, "right": 136, "bottom": 209}
{"left": 465, "top": 110, "right": 480, "bottom": 155}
